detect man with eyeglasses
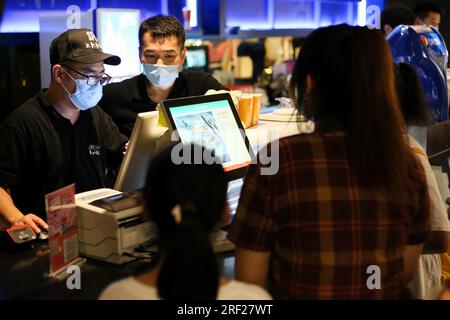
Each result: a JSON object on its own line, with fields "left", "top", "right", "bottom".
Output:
{"left": 98, "top": 15, "right": 225, "bottom": 137}
{"left": 0, "top": 29, "right": 128, "bottom": 235}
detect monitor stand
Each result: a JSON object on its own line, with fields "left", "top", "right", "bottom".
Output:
{"left": 210, "top": 177, "right": 243, "bottom": 253}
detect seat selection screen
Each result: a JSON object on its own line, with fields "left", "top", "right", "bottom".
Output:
{"left": 169, "top": 99, "right": 251, "bottom": 171}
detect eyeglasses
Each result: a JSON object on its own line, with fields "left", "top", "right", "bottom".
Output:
{"left": 62, "top": 65, "right": 111, "bottom": 86}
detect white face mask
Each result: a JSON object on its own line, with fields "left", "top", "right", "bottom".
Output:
{"left": 61, "top": 71, "right": 103, "bottom": 110}
{"left": 142, "top": 63, "right": 181, "bottom": 88}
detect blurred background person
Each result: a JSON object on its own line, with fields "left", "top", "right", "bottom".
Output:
{"left": 395, "top": 62, "right": 450, "bottom": 299}
{"left": 414, "top": 1, "right": 443, "bottom": 29}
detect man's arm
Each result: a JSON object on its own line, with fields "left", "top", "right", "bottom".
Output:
{"left": 0, "top": 110, "right": 48, "bottom": 233}
{"left": 0, "top": 187, "right": 47, "bottom": 233}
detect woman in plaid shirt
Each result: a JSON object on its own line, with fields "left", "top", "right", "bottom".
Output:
{"left": 228, "top": 25, "right": 431, "bottom": 299}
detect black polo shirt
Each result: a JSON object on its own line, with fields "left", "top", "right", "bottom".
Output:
{"left": 99, "top": 71, "right": 225, "bottom": 137}
{"left": 0, "top": 92, "right": 127, "bottom": 219}
{"left": 42, "top": 103, "right": 104, "bottom": 193}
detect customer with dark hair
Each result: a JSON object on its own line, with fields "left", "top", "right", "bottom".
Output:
{"left": 444, "top": 198, "right": 450, "bottom": 287}
{"left": 228, "top": 25, "right": 430, "bottom": 299}
{"left": 100, "top": 144, "right": 271, "bottom": 300}
{"left": 99, "top": 15, "right": 225, "bottom": 137}
{"left": 395, "top": 62, "right": 450, "bottom": 299}
{"left": 381, "top": 4, "right": 415, "bottom": 37}
{"left": 415, "top": 2, "right": 443, "bottom": 29}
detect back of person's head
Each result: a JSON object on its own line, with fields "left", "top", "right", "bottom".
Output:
{"left": 414, "top": 1, "right": 443, "bottom": 21}
{"left": 139, "top": 14, "right": 185, "bottom": 48}
{"left": 144, "top": 143, "right": 228, "bottom": 300}
{"left": 394, "top": 63, "right": 431, "bottom": 126}
{"left": 290, "top": 24, "right": 418, "bottom": 203}
{"left": 381, "top": 4, "right": 415, "bottom": 35}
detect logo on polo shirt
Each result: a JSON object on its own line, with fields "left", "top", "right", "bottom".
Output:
{"left": 88, "top": 144, "right": 101, "bottom": 156}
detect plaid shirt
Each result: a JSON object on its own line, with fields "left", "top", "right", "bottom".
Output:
{"left": 228, "top": 131, "right": 430, "bottom": 299}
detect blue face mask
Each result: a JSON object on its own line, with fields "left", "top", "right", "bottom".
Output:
{"left": 142, "top": 63, "right": 180, "bottom": 88}
{"left": 61, "top": 72, "right": 103, "bottom": 111}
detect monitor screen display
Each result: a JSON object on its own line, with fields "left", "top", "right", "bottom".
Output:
{"left": 162, "top": 94, "right": 252, "bottom": 178}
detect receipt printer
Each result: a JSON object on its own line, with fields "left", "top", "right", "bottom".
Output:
{"left": 75, "top": 188, "right": 157, "bottom": 264}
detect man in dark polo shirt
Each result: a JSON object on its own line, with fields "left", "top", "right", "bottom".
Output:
{"left": 0, "top": 29, "right": 127, "bottom": 234}
{"left": 99, "top": 15, "right": 225, "bottom": 137}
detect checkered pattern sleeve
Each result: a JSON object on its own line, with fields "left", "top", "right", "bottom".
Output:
{"left": 228, "top": 144, "right": 275, "bottom": 251}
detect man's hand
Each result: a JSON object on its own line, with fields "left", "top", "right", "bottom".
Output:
{"left": 13, "top": 214, "right": 48, "bottom": 234}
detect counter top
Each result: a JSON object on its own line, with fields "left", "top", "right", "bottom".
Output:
{"left": 0, "top": 242, "right": 235, "bottom": 299}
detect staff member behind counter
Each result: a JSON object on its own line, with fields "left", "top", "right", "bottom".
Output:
{"left": 0, "top": 29, "right": 127, "bottom": 234}
{"left": 98, "top": 15, "right": 225, "bottom": 137}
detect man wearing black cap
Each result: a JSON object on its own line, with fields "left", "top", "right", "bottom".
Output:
{"left": 98, "top": 15, "right": 225, "bottom": 137}
{"left": 0, "top": 28, "right": 127, "bottom": 235}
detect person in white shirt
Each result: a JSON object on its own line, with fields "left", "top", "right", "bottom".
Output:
{"left": 395, "top": 62, "right": 450, "bottom": 299}
{"left": 100, "top": 143, "right": 271, "bottom": 300}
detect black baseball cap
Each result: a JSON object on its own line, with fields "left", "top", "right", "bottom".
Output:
{"left": 50, "top": 28, "right": 121, "bottom": 66}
